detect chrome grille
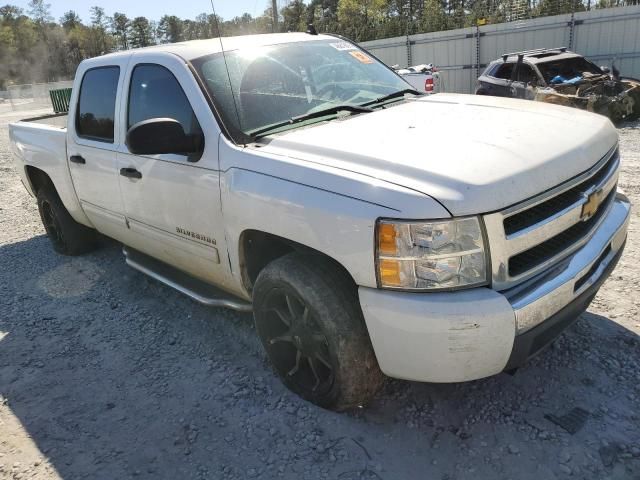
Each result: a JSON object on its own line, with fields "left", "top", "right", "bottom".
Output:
{"left": 483, "top": 146, "right": 620, "bottom": 291}
{"left": 508, "top": 188, "right": 616, "bottom": 276}
{"left": 503, "top": 151, "right": 618, "bottom": 235}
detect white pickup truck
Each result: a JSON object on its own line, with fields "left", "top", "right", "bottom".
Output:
{"left": 10, "top": 33, "right": 630, "bottom": 410}
{"left": 395, "top": 63, "right": 441, "bottom": 93}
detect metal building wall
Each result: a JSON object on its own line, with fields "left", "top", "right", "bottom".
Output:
{"left": 361, "top": 5, "right": 640, "bottom": 94}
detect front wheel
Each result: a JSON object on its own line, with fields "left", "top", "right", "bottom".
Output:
{"left": 252, "top": 253, "right": 384, "bottom": 410}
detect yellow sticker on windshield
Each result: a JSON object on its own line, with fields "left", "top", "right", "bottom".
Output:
{"left": 349, "top": 51, "right": 374, "bottom": 64}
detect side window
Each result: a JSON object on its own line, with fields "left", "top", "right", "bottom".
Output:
{"left": 127, "top": 64, "right": 203, "bottom": 152}
{"left": 76, "top": 67, "right": 119, "bottom": 142}
{"left": 493, "top": 63, "right": 515, "bottom": 80}
{"left": 486, "top": 64, "right": 501, "bottom": 76}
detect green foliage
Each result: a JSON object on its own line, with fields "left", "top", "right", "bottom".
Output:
{"left": 282, "top": 0, "right": 307, "bottom": 32}
{"left": 60, "top": 10, "right": 81, "bottom": 32}
{"left": 111, "top": 12, "right": 130, "bottom": 50}
{"left": 157, "top": 15, "right": 183, "bottom": 44}
{"left": 27, "top": 0, "right": 52, "bottom": 25}
{"left": 129, "top": 16, "right": 153, "bottom": 48}
{"left": 338, "top": 0, "right": 387, "bottom": 39}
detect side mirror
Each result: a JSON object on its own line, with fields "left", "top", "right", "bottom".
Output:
{"left": 600, "top": 66, "right": 610, "bottom": 74}
{"left": 126, "top": 118, "right": 204, "bottom": 159}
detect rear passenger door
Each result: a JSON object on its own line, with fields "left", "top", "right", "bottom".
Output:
{"left": 68, "top": 60, "right": 130, "bottom": 241}
{"left": 116, "top": 53, "right": 230, "bottom": 287}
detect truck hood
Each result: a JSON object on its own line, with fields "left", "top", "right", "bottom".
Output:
{"left": 258, "top": 93, "right": 618, "bottom": 216}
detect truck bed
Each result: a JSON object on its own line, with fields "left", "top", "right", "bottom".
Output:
{"left": 20, "top": 112, "right": 68, "bottom": 129}
{"left": 9, "top": 113, "right": 70, "bottom": 200}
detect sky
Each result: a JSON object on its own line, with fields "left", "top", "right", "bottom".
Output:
{"left": 10, "top": 0, "right": 283, "bottom": 23}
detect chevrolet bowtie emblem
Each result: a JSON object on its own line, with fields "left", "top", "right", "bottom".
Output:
{"left": 581, "top": 189, "right": 603, "bottom": 221}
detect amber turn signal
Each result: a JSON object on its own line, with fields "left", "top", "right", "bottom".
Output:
{"left": 378, "top": 259, "right": 402, "bottom": 287}
{"left": 377, "top": 222, "right": 398, "bottom": 256}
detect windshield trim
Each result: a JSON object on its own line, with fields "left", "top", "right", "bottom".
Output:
{"left": 187, "top": 60, "right": 253, "bottom": 145}
{"left": 190, "top": 37, "right": 414, "bottom": 146}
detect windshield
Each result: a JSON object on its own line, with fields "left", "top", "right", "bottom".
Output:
{"left": 191, "top": 39, "right": 411, "bottom": 142}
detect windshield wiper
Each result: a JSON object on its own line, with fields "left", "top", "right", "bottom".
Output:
{"left": 362, "top": 88, "right": 423, "bottom": 107}
{"left": 250, "top": 104, "right": 373, "bottom": 139}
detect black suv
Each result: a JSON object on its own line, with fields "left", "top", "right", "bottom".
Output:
{"left": 476, "top": 47, "right": 607, "bottom": 99}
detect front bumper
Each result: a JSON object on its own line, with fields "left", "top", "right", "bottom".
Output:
{"left": 359, "top": 194, "right": 630, "bottom": 382}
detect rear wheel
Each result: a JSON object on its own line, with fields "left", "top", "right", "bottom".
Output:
{"left": 253, "top": 253, "right": 384, "bottom": 410}
{"left": 36, "top": 184, "right": 98, "bottom": 255}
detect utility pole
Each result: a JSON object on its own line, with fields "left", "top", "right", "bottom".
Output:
{"left": 272, "top": 0, "right": 279, "bottom": 32}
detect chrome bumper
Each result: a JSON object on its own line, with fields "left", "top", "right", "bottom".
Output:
{"left": 505, "top": 193, "right": 630, "bottom": 334}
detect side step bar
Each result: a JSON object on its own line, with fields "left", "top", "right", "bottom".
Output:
{"left": 123, "top": 247, "right": 253, "bottom": 312}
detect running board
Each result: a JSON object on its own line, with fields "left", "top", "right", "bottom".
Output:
{"left": 123, "top": 247, "right": 252, "bottom": 312}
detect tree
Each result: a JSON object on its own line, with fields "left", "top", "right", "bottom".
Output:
{"left": 111, "top": 12, "right": 130, "bottom": 50}
{"left": 224, "top": 13, "right": 259, "bottom": 36}
{"left": 422, "top": 0, "right": 448, "bottom": 31}
{"left": 60, "top": 10, "right": 81, "bottom": 32}
{"left": 0, "top": 4, "right": 23, "bottom": 22}
{"left": 194, "top": 13, "right": 219, "bottom": 39}
{"left": 282, "top": 0, "right": 306, "bottom": 32}
{"left": 337, "top": 0, "right": 387, "bottom": 40}
{"left": 157, "top": 15, "right": 183, "bottom": 43}
{"left": 65, "top": 24, "right": 88, "bottom": 67}
{"left": 535, "top": 0, "right": 584, "bottom": 16}
{"left": 85, "top": 6, "right": 110, "bottom": 56}
{"left": 27, "top": 0, "right": 52, "bottom": 25}
{"left": 129, "top": 16, "right": 153, "bottom": 48}
{"left": 90, "top": 6, "right": 108, "bottom": 29}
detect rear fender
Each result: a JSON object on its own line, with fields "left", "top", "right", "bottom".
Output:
{"left": 10, "top": 122, "right": 93, "bottom": 228}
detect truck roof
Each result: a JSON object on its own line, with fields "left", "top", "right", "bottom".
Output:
{"left": 89, "top": 32, "right": 334, "bottom": 63}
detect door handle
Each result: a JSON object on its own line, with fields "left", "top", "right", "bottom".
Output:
{"left": 69, "top": 155, "right": 85, "bottom": 164}
{"left": 120, "top": 167, "right": 142, "bottom": 179}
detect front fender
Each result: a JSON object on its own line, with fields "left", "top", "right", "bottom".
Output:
{"left": 220, "top": 143, "right": 450, "bottom": 288}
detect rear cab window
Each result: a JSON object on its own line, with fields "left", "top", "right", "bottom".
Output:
{"left": 76, "top": 67, "right": 120, "bottom": 142}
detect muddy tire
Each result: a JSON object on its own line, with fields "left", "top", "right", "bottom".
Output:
{"left": 253, "top": 253, "right": 384, "bottom": 410}
{"left": 36, "top": 184, "right": 98, "bottom": 255}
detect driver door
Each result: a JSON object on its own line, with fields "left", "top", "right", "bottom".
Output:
{"left": 116, "top": 53, "right": 230, "bottom": 286}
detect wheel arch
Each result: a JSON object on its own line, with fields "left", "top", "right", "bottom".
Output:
{"left": 238, "top": 229, "right": 357, "bottom": 293}
{"left": 24, "top": 165, "right": 54, "bottom": 196}
{"left": 24, "top": 165, "right": 94, "bottom": 229}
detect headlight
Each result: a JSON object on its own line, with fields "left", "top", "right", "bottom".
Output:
{"left": 376, "top": 217, "right": 488, "bottom": 290}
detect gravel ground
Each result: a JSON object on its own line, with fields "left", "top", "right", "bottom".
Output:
{"left": 0, "top": 107, "right": 639, "bottom": 480}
